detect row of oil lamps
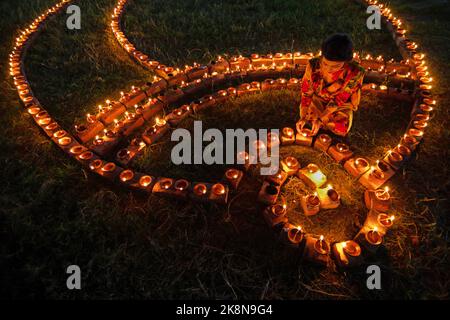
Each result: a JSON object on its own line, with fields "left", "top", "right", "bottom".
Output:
{"left": 9, "top": 0, "right": 231, "bottom": 205}
{"left": 109, "top": 0, "right": 434, "bottom": 183}
{"left": 8, "top": 0, "right": 431, "bottom": 267}
{"left": 109, "top": 0, "right": 432, "bottom": 267}
{"left": 72, "top": 50, "right": 416, "bottom": 168}
{"left": 111, "top": 0, "right": 419, "bottom": 81}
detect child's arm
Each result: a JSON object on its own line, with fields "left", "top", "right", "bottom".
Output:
{"left": 297, "top": 60, "right": 321, "bottom": 134}
{"left": 299, "top": 60, "right": 315, "bottom": 120}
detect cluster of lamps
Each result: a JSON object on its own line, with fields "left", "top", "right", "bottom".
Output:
{"left": 9, "top": 0, "right": 435, "bottom": 268}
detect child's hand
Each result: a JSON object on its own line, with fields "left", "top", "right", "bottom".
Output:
{"left": 296, "top": 120, "right": 306, "bottom": 133}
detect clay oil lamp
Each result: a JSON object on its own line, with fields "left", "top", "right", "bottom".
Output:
{"left": 303, "top": 235, "right": 330, "bottom": 266}
{"left": 263, "top": 204, "right": 288, "bottom": 229}
{"left": 280, "top": 127, "right": 295, "bottom": 145}
{"left": 364, "top": 186, "right": 392, "bottom": 212}
{"left": 295, "top": 128, "right": 313, "bottom": 146}
{"left": 223, "top": 168, "right": 243, "bottom": 190}
{"left": 257, "top": 181, "right": 281, "bottom": 206}
{"left": 209, "top": 183, "right": 228, "bottom": 204}
{"left": 343, "top": 157, "right": 370, "bottom": 178}
{"left": 314, "top": 133, "right": 332, "bottom": 153}
{"left": 383, "top": 149, "right": 404, "bottom": 169}
{"left": 328, "top": 143, "right": 353, "bottom": 163}
{"left": 280, "top": 156, "right": 300, "bottom": 176}
{"left": 331, "top": 240, "right": 363, "bottom": 268}
{"left": 280, "top": 224, "right": 305, "bottom": 248}
{"left": 301, "top": 193, "right": 321, "bottom": 216}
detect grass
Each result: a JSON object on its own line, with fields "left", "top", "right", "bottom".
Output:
{"left": 0, "top": 0, "right": 449, "bottom": 299}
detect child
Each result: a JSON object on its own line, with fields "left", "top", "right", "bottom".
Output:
{"left": 296, "top": 33, "right": 365, "bottom": 137}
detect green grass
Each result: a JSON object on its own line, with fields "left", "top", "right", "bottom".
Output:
{"left": 0, "top": 0, "right": 449, "bottom": 299}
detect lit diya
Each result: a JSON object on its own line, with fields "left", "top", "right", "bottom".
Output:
{"left": 301, "top": 193, "right": 320, "bottom": 216}
{"left": 328, "top": 143, "right": 353, "bottom": 163}
{"left": 193, "top": 183, "right": 208, "bottom": 196}
{"left": 263, "top": 204, "right": 288, "bottom": 229}
{"left": 344, "top": 157, "right": 370, "bottom": 178}
{"left": 120, "top": 169, "right": 134, "bottom": 182}
{"left": 295, "top": 129, "right": 313, "bottom": 146}
{"left": 139, "top": 175, "right": 153, "bottom": 188}
{"left": 174, "top": 179, "right": 189, "bottom": 191}
{"left": 287, "top": 226, "right": 304, "bottom": 245}
{"left": 378, "top": 213, "right": 395, "bottom": 228}
{"left": 314, "top": 235, "right": 330, "bottom": 255}
{"left": 365, "top": 227, "right": 383, "bottom": 245}
{"left": 281, "top": 156, "right": 300, "bottom": 175}
{"left": 314, "top": 133, "right": 332, "bottom": 152}
{"left": 342, "top": 241, "right": 361, "bottom": 257}
{"left": 224, "top": 169, "right": 243, "bottom": 190}
{"left": 364, "top": 186, "right": 392, "bottom": 212}
{"left": 281, "top": 127, "right": 295, "bottom": 145}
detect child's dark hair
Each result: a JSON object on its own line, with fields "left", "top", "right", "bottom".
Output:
{"left": 321, "top": 33, "right": 354, "bottom": 62}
